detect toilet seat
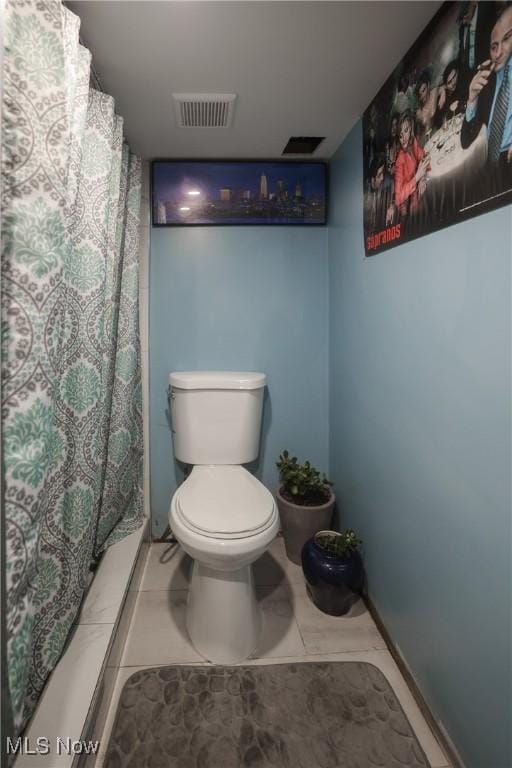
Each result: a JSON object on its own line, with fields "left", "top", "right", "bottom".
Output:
{"left": 174, "top": 465, "right": 276, "bottom": 540}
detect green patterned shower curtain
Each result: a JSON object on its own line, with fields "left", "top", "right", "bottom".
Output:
{"left": 1, "top": 0, "right": 144, "bottom": 736}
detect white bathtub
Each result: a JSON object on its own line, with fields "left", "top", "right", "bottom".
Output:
{"left": 15, "top": 520, "right": 149, "bottom": 768}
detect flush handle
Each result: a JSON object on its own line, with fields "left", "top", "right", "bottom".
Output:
{"left": 167, "top": 386, "right": 176, "bottom": 432}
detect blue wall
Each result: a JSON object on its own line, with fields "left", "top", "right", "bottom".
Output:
{"left": 328, "top": 122, "right": 511, "bottom": 768}
{"left": 149, "top": 226, "right": 329, "bottom": 537}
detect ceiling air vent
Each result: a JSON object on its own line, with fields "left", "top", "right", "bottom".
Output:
{"left": 172, "top": 93, "right": 237, "bottom": 128}
{"left": 282, "top": 136, "right": 325, "bottom": 155}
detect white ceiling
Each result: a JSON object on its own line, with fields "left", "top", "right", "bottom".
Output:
{"left": 67, "top": 1, "right": 441, "bottom": 160}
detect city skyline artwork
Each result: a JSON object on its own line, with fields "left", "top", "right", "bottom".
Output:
{"left": 152, "top": 161, "right": 327, "bottom": 225}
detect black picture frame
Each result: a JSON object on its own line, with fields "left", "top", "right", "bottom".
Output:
{"left": 151, "top": 160, "right": 327, "bottom": 226}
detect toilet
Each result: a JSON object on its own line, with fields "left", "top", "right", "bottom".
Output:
{"left": 168, "top": 371, "right": 279, "bottom": 664}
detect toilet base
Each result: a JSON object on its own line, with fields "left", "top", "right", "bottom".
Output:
{"left": 187, "top": 560, "right": 262, "bottom": 663}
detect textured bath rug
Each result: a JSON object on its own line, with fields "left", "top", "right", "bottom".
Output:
{"left": 105, "top": 662, "right": 431, "bottom": 768}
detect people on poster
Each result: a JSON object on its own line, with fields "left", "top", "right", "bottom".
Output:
{"left": 394, "top": 112, "right": 430, "bottom": 215}
{"left": 458, "top": 1, "right": 499, "bottom": 75}
{"left": 458, "top": 1, "right": 479, "bottom": 70}
{"left": 385, "top": 113, "right": 400, "bottom": 175}
{"left": 461, "top": 4, "right": 512, "bottom": 181}
{"left": 363, "top": 102, "right": 385, "bottom": 175}
{"left": 364, "top": 153, "right": 396, "bottom": 234}
{"left": 436, "top": 60, "right": 466, "bottom": 126}
{"left": 362, "top": 1, "right": 512, "bottom": 256}
{"left": 415, "top": 71, "right": 441, "bottom": 138}
{"left": 393, "top": 73, "right": 416, "bottom": 115}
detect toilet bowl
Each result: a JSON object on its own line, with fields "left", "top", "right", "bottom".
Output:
{"left": 169, "top": 465, "right": 279, "bottom": 663}
{"left": 167, "top": 371, "right": 279, "bottom": 664}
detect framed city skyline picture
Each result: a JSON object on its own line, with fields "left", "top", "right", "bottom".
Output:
{"left": 152, "top": 160, "right": 327, "bottom": 225}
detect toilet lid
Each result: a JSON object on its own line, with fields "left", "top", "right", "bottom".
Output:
{"left": 175, "top": 466, "right": 275, "bottom": 538}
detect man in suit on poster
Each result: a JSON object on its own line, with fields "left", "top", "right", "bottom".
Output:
{"left": 458, "top": 1, "right": 499, "bottom": 75}
{"left": 461, "top": 4, "right": 512, "bottom": 184}
{"left": 363, "top": 153, "right": 396, "bottom": 235}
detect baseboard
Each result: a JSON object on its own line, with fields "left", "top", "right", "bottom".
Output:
{"left": 365, "top": 596, "right": 466, "bottom": 768}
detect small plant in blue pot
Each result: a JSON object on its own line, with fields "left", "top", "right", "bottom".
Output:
{"left": 301, "top": 529, "right": 365, "bottom": 616}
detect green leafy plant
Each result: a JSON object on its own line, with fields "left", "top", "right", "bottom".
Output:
{"left": 315, "top": 529, "right": 362, "bottom": 558}
{"left": 277, "top": 450, "right": 332, "bottom": 506}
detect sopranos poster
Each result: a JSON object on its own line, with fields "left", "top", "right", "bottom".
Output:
{"left": 363, "top": 1, "right": 512, "bottom": 256}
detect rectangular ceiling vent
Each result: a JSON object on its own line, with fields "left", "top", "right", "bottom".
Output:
{"left": 282, "top": 136, "right": 325, "bottom": 155}
{"left": 172, "top": 93, "right": 237, "bottom": 128}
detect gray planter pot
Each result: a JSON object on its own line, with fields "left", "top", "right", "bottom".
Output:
{"left": 276, "top": 487, "right": 335, "bottom": 564}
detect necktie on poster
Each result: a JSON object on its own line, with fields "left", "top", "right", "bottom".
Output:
{"left": 488, "top": 64, "right": 510, "bottom": 162}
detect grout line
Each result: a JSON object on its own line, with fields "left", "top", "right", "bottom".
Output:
{"left": 137, "top": 586, "right": 190, "bottom": 593}
{"left": 136, "top": 583, "right": 300, "bottom": 593}
{"left": 120, "top": 658, "right": 204, "bottom": 667}
{"left": 291, "top": 605, "right": 309, "bottom": 655}
{"left": 117, "top": 651, "right": 386, "bottom": 668}
{"left": 135, "top": 543, "right": 153, "bottom": 590}
{"left": 291, "top": 615, "right": 307, "bottom": 655}
{"left": 117, "top": 587, "right": 146, "bottom": 668}
{"left": 76, "top": 619, "right": 119, "bottom": 625}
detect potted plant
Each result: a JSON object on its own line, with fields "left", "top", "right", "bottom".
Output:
{"left": 301, "top": 529, "right": 364, "bottom": 615}
{"left": 275, "top": 451, "right": 335, "bottom": 564}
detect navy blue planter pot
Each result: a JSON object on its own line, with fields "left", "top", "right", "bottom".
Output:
{"left": 301, "top": 532, "right": 365, "bottom": 616}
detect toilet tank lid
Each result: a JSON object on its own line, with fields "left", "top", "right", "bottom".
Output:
{"left": 169, "top": 371, "right": 266, "bottom": 390}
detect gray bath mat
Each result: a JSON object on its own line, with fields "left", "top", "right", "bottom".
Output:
{"left": 105, "top": 662, "right": 431, "bottom": 768}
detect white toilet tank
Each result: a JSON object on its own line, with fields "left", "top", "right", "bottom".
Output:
{"left": 169, "top": 371, "right": 266, "bottom": 465}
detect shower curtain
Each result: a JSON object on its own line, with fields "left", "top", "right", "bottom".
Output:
{"left": 2, "top": 0, "right": 144, "bottom": 736}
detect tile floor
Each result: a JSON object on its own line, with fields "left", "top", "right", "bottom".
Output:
{"left": 93, "top": 536, "right": 452, "bottom": 768}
